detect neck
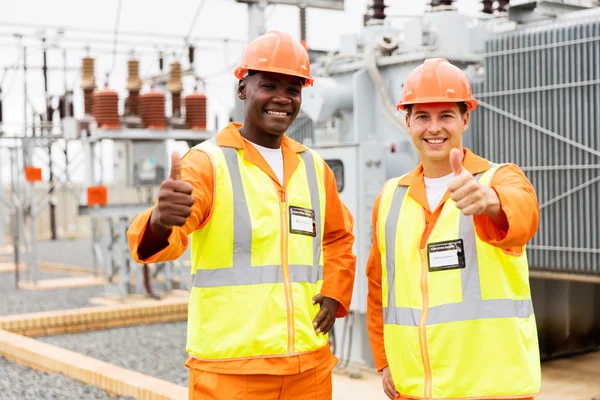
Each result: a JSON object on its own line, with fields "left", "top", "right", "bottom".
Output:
{"left": 422, "top": 158, "right": 454, "bottom": 178}
{"left": 239, "top": 124, "right": 283, "bottom": 149}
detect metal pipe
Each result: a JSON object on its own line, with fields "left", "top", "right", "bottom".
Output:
{"left": 0, "top": 149, "right": 4, "bottom": 246}
{"left": 22, "top": 46, "right": 27, "bottom": 137}
{"left": 41, "top": 38, "right": 57, "bottom": 241}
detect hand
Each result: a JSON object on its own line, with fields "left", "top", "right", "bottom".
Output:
{"left": 312, "top": 294, "right": 339, "bottom": 334}
{"left": 382, "top": 367, "right": 399, "bottom": 399}
{"left": 447, "top": 148, "right": 492, "bottom": 216}
{"left": 150, "top": 151, "right": 195, "bottom": 232}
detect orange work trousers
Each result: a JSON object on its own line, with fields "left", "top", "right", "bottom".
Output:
{"left": 188, "top": 359, "right": 336, "bottom": 400}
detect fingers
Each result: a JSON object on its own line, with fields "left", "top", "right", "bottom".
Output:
{"left": 449, "top": 179, "right": 481, "bottom": 203}
{"left": 453, "top": 190, "right": 485, "bottom": 210}
{"left": 449, "top": 148, "right": 463, "bottom": 176}
{"left": 312, "top": 294, "right": 324, "bottom": 305}
{"left": 158, "top": 189, "right": 195, "bottom": 207}
{"left": 170, "top": 151, "right": 182, "bottom": 180}
{"left": 382, "top": 374, "right": 399, "bottom": 399}
{"left": 312, "top": 308, "right": 330, "bottom": 334}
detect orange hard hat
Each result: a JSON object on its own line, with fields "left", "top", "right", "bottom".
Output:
{"left": 234, "top": 30, "right": 313, "bottom": 87}
{"left": 397, "top": 58, "right": 478, "bottom": 111}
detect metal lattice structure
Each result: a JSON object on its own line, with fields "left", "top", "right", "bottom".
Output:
{"left": 471, "top": 17, "right": 600, "bottom": 275}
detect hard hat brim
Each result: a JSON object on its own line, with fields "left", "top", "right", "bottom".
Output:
{"left": 234, "top": 66, "right": 313, "bottom": 87}
{"left": 397, "top": 97, "right": 478, "bottom": 111}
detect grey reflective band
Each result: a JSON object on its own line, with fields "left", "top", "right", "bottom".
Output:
{"left": 300, "top": 151, "right": 322, "bottom": 275}
{"left": 384, "top": 299, "right": 534, "bottom": 326}
{"left": 192, "top": 145, "right": 322, "bottom": 288}
{"left": 192, "top": 264, "right": 323, "bottom": 287}
{"left": 384, "top": 185, "right": 408, "bottom": 310}
{"left": 384, "top": 175, "right": 534, "bottom": 326}
{"left": 222, "top": 147, "right": 253, "bottom": 269}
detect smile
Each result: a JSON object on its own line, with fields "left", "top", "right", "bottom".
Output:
{"left": 265, "top": 110, "right": 291, "bottom": 116}
{"left": 424, "top": 138, "right": 447, "bottom": 144}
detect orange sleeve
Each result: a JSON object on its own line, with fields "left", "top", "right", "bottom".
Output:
{"left": 127, "top": 149, "right": 214, "bottom": 264}
{"left": 473, "top": 164, "right": 539, "bottom": 249}
{"left": 365, "top": 194, "right": 388, "bottom": 372}
{"left": 319, "top": 161, "right": 356, "bottom": 319}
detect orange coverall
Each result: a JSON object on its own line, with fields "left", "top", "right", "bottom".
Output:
{"left": 128, "top": 123, "right": 356, "bottom": 399}
{"left": 366, "top": 149, "right": 539, "bottom": 400}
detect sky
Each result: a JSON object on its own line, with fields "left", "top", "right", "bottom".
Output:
{"left": 0, "top": 0, "right": 483, "bottom": 183}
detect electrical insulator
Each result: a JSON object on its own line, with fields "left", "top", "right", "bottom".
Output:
{"left": 80, "top": 56, "right": 96, "bottom": 115}
{"left": 482, "top": 0, "right": 494, "bottom": 14}
{"left": 92, "top": 85, "right": 120, "bottom": 129}
{"left": 188, "top": 44, "right": 195, "bottom": 65}
{"left": 167, "top": 62, "right": 183, "bottom": 93}
{"left": 139, "top": 90, "right": 166, "bottom": 130}
{"left": 126, "top": 59, "right": 142, "bottom": 92}
{"left": 498, "top": 0, "right": 509, "bottom": 13}
{"left": 431, "top": 0, "right": 454, "bottom": 6}
{"left": 371, "top": 0, "right": 387, "bottom": 20}
{"left": 185, "top": 89, "right": 207, "bottom": 131}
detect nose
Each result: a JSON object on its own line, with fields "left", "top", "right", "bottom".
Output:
{"left": 272, "top": 87, "right": 292, "bottom": 104}
{"left": 428, "top": 119, "right": 443, "bottom": 135}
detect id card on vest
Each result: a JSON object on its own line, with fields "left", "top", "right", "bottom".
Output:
{"left": 289, "top": 206, "right": 316, "bottom": 237}
{"left": 427, "top": 239, "right": 465, "bottom": 272}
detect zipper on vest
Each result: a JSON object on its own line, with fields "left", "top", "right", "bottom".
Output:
{"left": 418, "top": 248, "right": 433, "bottom": 399}
{"left": 279, "top": 188, "right": 295, "bottom": 355}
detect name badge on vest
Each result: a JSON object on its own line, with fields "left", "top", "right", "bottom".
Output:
{"left": 289, "top": 206, "right": 316, "bottom": 237}
{"left": 427, "top": 239, "right": 465, "bottom": 272}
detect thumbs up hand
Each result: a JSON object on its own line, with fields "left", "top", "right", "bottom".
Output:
{"left": 447, "top": 148, "right": 490, "bottom": 216}
{"left": 150, "top": 151, "right": 195, "bottom": 232}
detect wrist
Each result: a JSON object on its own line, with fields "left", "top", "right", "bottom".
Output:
{"left": 483, "top": 186, "right": 501, "bottom": 216}
{"left": 149, "top": 209, "right": 171, "bottom": 236}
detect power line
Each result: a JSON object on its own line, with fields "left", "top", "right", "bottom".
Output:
{"left": 187, "top": 0, "right": 209, "bottom": 40}
{"left": 108, "top": 0, "right": 123, "bottom": 78}
{"left": 0, "top": 20, "right": 247, "bottom": 44}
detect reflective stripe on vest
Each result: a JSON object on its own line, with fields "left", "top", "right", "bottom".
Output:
{"left": 383, "top": 177, "right": 534, "bottom": 326}
{"left": 191, "top": 141, "right": 323, "bottom": 288}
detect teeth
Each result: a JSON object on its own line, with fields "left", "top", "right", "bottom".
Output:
{"left": 267, "top": 110, "right": 287, "bottom": 116}
{"left": 426, "top": 139, "right": 445, "bottom": 144}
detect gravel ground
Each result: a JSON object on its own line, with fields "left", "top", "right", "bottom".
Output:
{"left": 0, "top": 356, "right": 134, "bottom": 400}
{"left": 39, "top": 322, "right": 189, "bottom": 387}
{"left": 0, "top": 236, "right": 192, "bottom": 317}
{"left": 0, "top": 270, "right": 104, "bottom": 316}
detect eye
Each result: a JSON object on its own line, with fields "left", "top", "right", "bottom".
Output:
{"left": 288, "top": 87, "right": 300, "bottom": 95}
{"left": 441, "top": 114, "right": 453, "bottom": 119}
{"left": 262, "top": 83, "right": 275, "bottom": 89}
{"left": 416, "top": 115, "right": 428, "bottom": 120}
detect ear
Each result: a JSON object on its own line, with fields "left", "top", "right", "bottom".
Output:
{"left": 237, "top": 79, "right": 246, "bottom": 101}
{"left": 405, "top": 113, "right": 411, "bottom": 129}
{"left": 462, "top": 110, "right": 470, "bottom": 131}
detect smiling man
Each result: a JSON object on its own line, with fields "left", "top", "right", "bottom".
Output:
{"left": 127, "top": 30, "right": 356, "bottom": 400}
{"left": 365, "top": 58, "right": 541, "bottom": 400}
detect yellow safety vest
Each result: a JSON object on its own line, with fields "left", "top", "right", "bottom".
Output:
{"left": 186, "top": 138, "right": 328, "bottom": 361}
{"left": 377, "top": 165, "right": 541, "bottom": 399}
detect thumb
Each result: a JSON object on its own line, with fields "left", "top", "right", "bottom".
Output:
{"left": 169, "top": 151, "right": 181, "bottom": 180}
{"left": 450, "top": 148, "right": 463, "bottom": 176}
{"left": 312, "top": 294, "right": 324, "bottom": 305}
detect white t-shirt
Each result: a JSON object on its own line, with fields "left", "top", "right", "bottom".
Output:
{"left": 247, "top": 141, "right": 284, "bottom": 185}
{"left": 424, "top": 173, "right": 454, "bottom": 211}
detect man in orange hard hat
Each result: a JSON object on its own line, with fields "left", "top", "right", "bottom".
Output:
{"left": 127, "top": 30, "right": 356, "bottom": 399}
{"left": 365, "top": 58, "right": 541, "bottom": 399}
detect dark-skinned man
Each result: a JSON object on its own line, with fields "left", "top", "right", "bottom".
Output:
{"left": 127, "top": 30, "right": 356, "bottom": 400}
